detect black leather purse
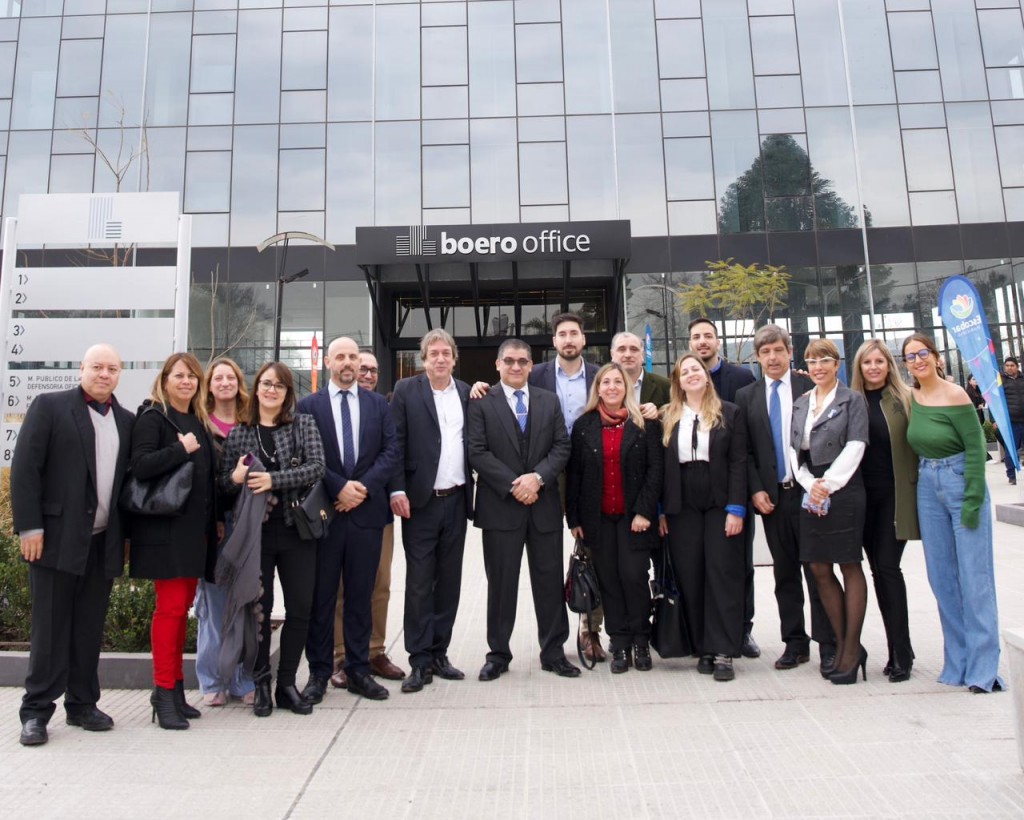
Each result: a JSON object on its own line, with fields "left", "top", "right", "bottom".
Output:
{"left": 120, "top": 407, "right": 194, "bottom": 516}
{"left": 564, "top": 538, "right": 602, "bottom": 669}
{"left": 288, "top": 420, "right": 335, "bottom": 541}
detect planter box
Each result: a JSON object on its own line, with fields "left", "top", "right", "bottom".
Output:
{"left": 1004, "top": 628, "right": 1024, "bottom": 771}
{"left": 0, "top": 627, "right": 280, "bottom": 690}
{"left": 995, "top": 502, "right": 1024, "bottom": 528}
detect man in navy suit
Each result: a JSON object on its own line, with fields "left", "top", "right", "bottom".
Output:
{"left": 11, "top": 344, "right": 134, "bottom": 746}
{"left": 298, "top": 336, "right": 400, "bottom": 701}
{"left": 389, "top": 329, "right": 474, "bottom": 693}
{"left": 688, "top": 317, "right": 759, "bottom": 659}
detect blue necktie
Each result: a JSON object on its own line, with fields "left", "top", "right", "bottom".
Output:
{"left": 340, "top": 390, "right": 355, "bottom": 475}
{"left": 514, "top": 389, "right": 528, "bottom": 433}
{"left": 769, "top": 379, "right": 787, "bottom": 483}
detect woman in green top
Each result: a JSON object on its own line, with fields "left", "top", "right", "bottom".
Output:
{"left": 902, "top": 333, "right": 1004, "bottom": 693}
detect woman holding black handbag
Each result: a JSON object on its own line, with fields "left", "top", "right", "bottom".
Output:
{"left": 129, "top": 352, "right": 216, "bottom": 730}
{"left": 566, "top": 363, "right": 663, "bottom": 674}
{"left": 219, "top": 362, "right": 325, "bottom": 717}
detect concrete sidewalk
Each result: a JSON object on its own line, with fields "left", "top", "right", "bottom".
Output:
{"left": 1, "top": 463, "right": 1023, "bottom": 819}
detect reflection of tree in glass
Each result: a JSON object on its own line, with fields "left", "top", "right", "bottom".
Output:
{"left": 190, "top": 268, "right": 275, "bottom": 366}
{"left": 718, "top": 134, "right": 867, "bottom": 234}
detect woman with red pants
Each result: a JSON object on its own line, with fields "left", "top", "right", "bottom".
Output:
{"left": 129, "top": 352, "right": 216, "bottom": 730}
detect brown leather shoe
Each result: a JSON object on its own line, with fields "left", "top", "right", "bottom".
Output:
{"left": 330, "top": 664, "right": 348, "bottom": 689}
{"left": 581, "top": 631, "right": 608, "bottom": 663}
{"left": 369, "top": 653, "right": 406, "bottom": 680}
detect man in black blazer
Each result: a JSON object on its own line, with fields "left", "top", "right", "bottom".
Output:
{"left": 467, "top": 339, "right": 578, "bottom": 681}
{"left": 298, "top": 336, "right": 400, "bottom": 702}
{"left": 611, "top": 331, "right": 671, "bottom": 417}
{"left": 389, "top": 329, "right": 474, "bottom": 693}
{"left": 11, "top": 344, "right": 134, "bottom": 746}
{"left": 734, "top": 325, "right": 835, "bottom": 672}
{"left": 688, "top": 317, "right": 759, "bottom": 658}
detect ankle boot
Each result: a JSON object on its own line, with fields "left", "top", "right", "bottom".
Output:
{"left": 633, "top": 645, "right": 653, "bottom": 671}
{"left": 151, "top": 687, "right": 189, "bottom": 730}
{"left": 253, "top": 674, "right": 273, "bottom": 717}
{"left": 275, "top": 683, "right": 313, "bottom": 715}
{"left": 173, "top": 680, "right": 201, "bottom": 719}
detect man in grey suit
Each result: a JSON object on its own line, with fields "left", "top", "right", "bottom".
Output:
{"left": 467, "top": 339, "right": 579, "bottom": 681}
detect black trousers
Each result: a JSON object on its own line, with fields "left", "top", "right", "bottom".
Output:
{"left": 863, "top": 482, "right": 913, "bottom": 667}
{"left": 759, "top": 483, "right": 835, "bottom": 655}
{"left": 256, "top": 517, "right": 315, "bottom": 686}
{"left": 481, "top": 519, "right": 569, "bottom": 666}
{"left": 665, "top": 463, "right": 744, "bottom": 657}
{"left": 402, "top": 493, "right": 468, "bottom": 669}
{"left": 21, "top": 532, "right": 113, "bottom": 723}
{"left": 306, "top": 513, "right": 383, "bottom": 678}
{"left": 589, "top": 515, "right": 652, "bottom": 652}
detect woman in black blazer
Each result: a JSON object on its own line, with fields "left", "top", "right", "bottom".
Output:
{"left": 129, "top": 352, "right": 216, "bottom": 730}
{"left": 658, "top": 352, "right": 747, "bottom": 682}
{"left": 566, "top": 363, "right": 663, "bottom": 673}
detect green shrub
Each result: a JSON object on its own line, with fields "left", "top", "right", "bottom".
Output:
{"left": 983, "top": 420, "right": 997, "bottom": 443}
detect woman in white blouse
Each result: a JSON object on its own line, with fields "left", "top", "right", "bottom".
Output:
{"left": 789, "top": 339, "right": 870, "bottom": 685}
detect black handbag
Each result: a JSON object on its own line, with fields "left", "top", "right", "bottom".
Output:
{"left": 288, "top": 420, "right": 335, "bottom": 541}
{"left": 120, "top": 408, "right": 194, "bottom": 516}
{"left": 650, "top": 541, "right": 693, "bottom": 659}
{"left": 564, "top": 538, "right": 601, "bottom": 670}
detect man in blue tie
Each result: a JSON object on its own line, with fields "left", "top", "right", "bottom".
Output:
{"left": 298, "top": 336, "right": 400, "bottom": 701}
{"left": 734, "top": 325, "right": 835, "bottom": 673}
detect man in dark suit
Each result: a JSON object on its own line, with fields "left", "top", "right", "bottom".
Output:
{"left": 688, "top": 317, "right": 759, "bottom": 658}
{"left": 389, "top": 329, "right": 474, "bottom": 693}
{"left": 734, "top": 325, "right": 835, "bottom": 672}
{"left": 11, "top": 343, "right": 134, "bottom": 746}
{"left": 611, "top": 331, "right": 671, "bottom": 418}
{"left": 467, "top": 339, "right": 578, "bottom": 681}
{"left": 298, "top": 336, "right": 400, "bottom": 702}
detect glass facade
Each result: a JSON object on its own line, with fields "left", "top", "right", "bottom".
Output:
{"left": 1, "top": 0, "right": 1023, "bottom": 381}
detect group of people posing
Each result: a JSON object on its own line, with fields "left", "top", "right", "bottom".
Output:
{"left": 10, "top": 313, "right": 1004, "bottom": 747}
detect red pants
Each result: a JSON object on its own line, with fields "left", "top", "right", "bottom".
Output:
{"left": 152, "top": 578, "right": 198, "bottom": 689}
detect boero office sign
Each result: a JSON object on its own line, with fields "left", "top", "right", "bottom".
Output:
{"left": 355, "top": 220, "right": 631, "bottom": 264}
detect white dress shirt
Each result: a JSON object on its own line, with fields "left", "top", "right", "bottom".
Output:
{"left": 676, "top": 405, "right": 711, "bottom": 463}
{"left": 789, "top": 382, "right": 867, "bottom": 493}
{"left": 432, "top": 378, "right": 466, "bottom": 489}
{"left": 501, "top": 381, "right": 529, "bottom": 416}
{"left": 329, "top": 380, "right": 360, "bottom": 465}
{"left": 765, "top": 370, "right": 795, "bottom": 483}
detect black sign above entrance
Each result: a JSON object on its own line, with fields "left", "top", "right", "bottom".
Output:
{"left": 355, "top": 220, "right": 631, "bottom": 264}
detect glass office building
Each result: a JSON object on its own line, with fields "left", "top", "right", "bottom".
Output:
{"left": 2, "top": 0, "right": 1024, "bottom": 385}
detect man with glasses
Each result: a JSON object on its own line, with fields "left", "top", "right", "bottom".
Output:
{"left": 299, "top": 337, "right": 400, "bottom": 701}
{"left": 468, "top": 339, "right": 579, "bottom": 681}
{"left": 328, "top": 351, "right": 406, "bottom": 689}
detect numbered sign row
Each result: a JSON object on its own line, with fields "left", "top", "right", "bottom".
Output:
{"left": 5, "top": 318, "right": 175, "bottom": 362}
{"left": 6, "top": 267, "right": 178, "bottom": 311}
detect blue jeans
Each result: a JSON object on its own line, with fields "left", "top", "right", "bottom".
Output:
{"left": 194, "top": 578, "right": 255, "bottom": 697}
{"left": 917, "top": 452, "right": 1005, "bottom": 692}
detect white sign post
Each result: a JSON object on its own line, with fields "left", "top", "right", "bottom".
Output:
{"left": 0, "top": 192, "right": 191, "bottom": 466}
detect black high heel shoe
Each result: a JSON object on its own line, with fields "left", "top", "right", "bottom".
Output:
{"left": 829, "top": 647, "right": 867, "bottom": 685}
{"left": 275, "top": 683, "right": 313, "bottom": 715}
{"left": 151, "top": 686, "right": 189, "bottom": 730}
{"left": 173, "top": 680, "right": 201, "bottom": 719}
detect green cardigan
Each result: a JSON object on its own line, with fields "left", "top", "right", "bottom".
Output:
{"left": 879, "top": 390, "right": 921, "bottom": 541}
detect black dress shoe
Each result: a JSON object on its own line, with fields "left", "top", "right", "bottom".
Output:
{"left": 348, "top": 671, "right": 389, "bottom": 700}
{"left": 401, "top": 666, "right": 434, "bottom": 693}
{"left": 740, "top": 632, "right": 761, "bottom": 658}
{"left": 253, "top": 675, "right": 273, "bottom": 717}
{"left": 540, "top": 657, "right": 581, "bottom": 678}
{"left": 819, "top": 652, "right": 837, "bottom": 679}
{"left": 774, "top": 649, "right": 810, "bottom": 670}
{"left": 275, "top": 683, "right": 313, "bottom": 715}
{"left": 300, "top": 675, "right": 329, "bottom": 705}
{"left": 697, "top": 654, "right": 714, "bottom": 675}
{"left": 431, "top": 655, "right": 465, "bottom": 680}
{"left": 66, "top": 706, "right": 114, "bottom": 731}
{"left": 478, "top": 660, "right": 508, "bottom": 681}
{"left": 19, "top": 718, "right": 47, "bottom": 746}
{"left": 888, "top": 662, "right": 912, "bottom": 683}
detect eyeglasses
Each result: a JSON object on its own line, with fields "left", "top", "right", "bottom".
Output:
{"left": 258, "top": 380, "right": 286, "bottom": 392}
{"left": 358, "top": 366, "right": 378, "bottom": 375}
{"left": 501, "top": 357, "right": 531, "bottom": 368}
{"left": 804, "top": 357, "right": 837, "bottom": 368}
{"left": 903, "top": 350, "right": 932, "bottom": 363}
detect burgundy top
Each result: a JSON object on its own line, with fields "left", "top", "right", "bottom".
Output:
{"left": 600, "top": 424, "right": 626, "bottom": 515}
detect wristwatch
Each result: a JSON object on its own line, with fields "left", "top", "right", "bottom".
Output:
{"left": 534, "top": 472, "right": 544, "bottom": 487}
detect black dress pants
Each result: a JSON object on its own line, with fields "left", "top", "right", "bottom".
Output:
{"left": 21, "top": 532, "right": 113, "bottom": 723}
{"left": 589, "top": 515, "right": 652, "bottom": 652}
{"left": 863, "top": 482, "right": 913, "bottom": 668}
{"left": 402, "top": 493, "right": 468, "bottom": 669}
{"left": 256, "top": 517, "right": 315, "bottom": 686}
{"left": 665, "top": 463, "right": 744, "bottom": 658}
{"left": 481, "top": 519, "right": 569, "bottom": 666}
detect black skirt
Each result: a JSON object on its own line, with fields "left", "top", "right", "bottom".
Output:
{"left": 798, "top": 456, "right": 865, "bottom": 564}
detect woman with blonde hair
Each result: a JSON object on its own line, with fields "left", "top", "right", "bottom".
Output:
{"left": 129, "top": 352, "right": 216, "bottom": 729}
{"left": 790, "top": 339, "right": 869, "bottom": 685}
{"left": 658, "top": 352, "right": 747, "bottom": 682}
{"left": 566, "top": 363, "right": 663, "bottom": 673}
{"left": 850, "top": 340, "right": 919, "bottom": 682}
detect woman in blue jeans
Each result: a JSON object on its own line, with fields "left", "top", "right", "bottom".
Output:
{"left": 903, "top": 333, "right": 1004, "bottom": 693}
